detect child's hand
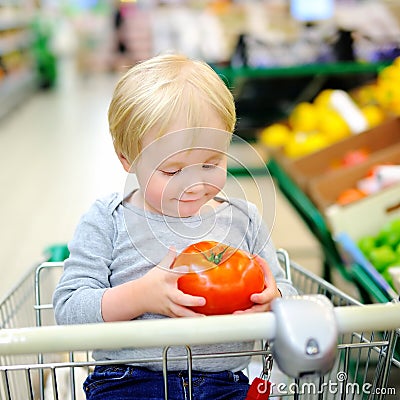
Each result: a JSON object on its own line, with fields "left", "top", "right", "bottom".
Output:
{"left": 234, "top": 255, "right": 281, "bottom": 314}
{"left": 141, "top": 247, "right": 206, "bottom": 318}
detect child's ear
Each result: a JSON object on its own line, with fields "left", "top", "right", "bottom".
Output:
{"left": 117, "top": 152, "right": 132, "bottom": 172}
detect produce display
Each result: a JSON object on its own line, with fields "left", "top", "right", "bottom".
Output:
{"left": 171, "top": 241, "right": 266, "bottom": 315}
{"left": 336, "top": 164, "right": 400, "bottom": 206}
{"left": 336, "top": 188, "right": 367, "bottom": 206}
{"left": 257, "top": 56, "right": 400, "bottom": 298}
{"left": 259, "top": 57, "right": 400, "bottom": 160}
{"left": 259, "top": 89, "right": 384, "bottom": 159}
{"left": 354, "top": 57, "right": 400, "bottom": 116}
{"left": 0, "top": 3, "right": 39, "bottom": 119}
{"left": 357, "top": 218, "right": 400, "bottom": 286}
{"left": 330, "top": 148, "right": 370, "bottom": 170}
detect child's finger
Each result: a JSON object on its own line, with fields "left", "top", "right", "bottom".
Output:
{"left": 254, "top": 255, "right": 274, "bottom": 283}
{"left": 254, "top": 255, "right": 281, "bottom": 296}
{"left": 170, "top": 304, "right": 206, "bottom": 318}
{"left": 174, "top": 291, "right": 206, "bottom": 308}
{"left": 250, "top": 288, "right": 274, "bottom": 304}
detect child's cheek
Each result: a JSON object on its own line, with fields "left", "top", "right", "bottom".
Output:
{"left": 143, "top": 176, "right": 166, "bottom": 211}
{"left": 210, "top": 170, "right": 227, "bottom": 194}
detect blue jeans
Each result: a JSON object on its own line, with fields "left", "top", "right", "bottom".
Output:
{"left": 83, "top": 365, "right": 250, "bottom": 400}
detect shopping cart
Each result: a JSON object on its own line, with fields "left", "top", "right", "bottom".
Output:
{"left": 0, "top": 249, "right": 399, "bottom": 400}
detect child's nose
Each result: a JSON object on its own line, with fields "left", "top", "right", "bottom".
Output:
{"left": 183, "top": 181, "right": 206, "bottom": 194}
{"left": 178, "top": 165, "right": 206, "bottom": 189}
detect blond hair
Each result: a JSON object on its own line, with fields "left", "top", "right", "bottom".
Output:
{"left": 108, "top": 53, "right": 236, "bottom": 164}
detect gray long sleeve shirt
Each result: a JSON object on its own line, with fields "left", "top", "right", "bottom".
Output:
{"left": 53, "top": 192, "right": 297, "bottom": 372}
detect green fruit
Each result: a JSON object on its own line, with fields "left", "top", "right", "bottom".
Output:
{"left": 386, "top": 231, "right": 400, "bottom": 249}
{"left": 368, "top": 245, "right": 397, "bottom": 272}
{"left": 391, "top": 258, "right": 400, "bottom": 267}
{"left": 379, "top": 231, "right": 400, "bottom": 249}
{"left": 376, "top": 220, "right": 400, "bottom": 249}
{"left": 376, "top": 219, "right": 400, "bottom": 248}
{"left": 389, "top": 219, "right": 400, "bottom": 233}
{"left": 358, "top": 236, "right": 376, "bottom": 257}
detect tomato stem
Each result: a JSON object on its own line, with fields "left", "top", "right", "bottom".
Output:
{"left": 194, "top": 244, "right": 230, "bottom": 265}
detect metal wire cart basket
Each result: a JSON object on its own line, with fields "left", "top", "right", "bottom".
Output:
{"left": 0, "top": 249, "right": 399, "bottom": 400}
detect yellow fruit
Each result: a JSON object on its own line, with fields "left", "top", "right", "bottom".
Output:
{"left": 352, "top": 84, "right": 377, "bottom": 107}
{"left": 392, "top": 56, "right": 400, "bottom": 69}
{"left": 313, "top": 89, "right": 334, "bottom": 109}
{"left": 378, "top": 65, "right": 400, "bottom": 84}
{"left": 374, "top": 81, "right": 393, "bottom": 108}
{"left": 361, "top": 105, "right": 385, "bottom": 128}
{"left": 284, "top": 134, "right": 308, "bottom": 159}
{"left": 288, "top": 102, "right": 319, "bottom": 132}
{"left": 284, "top": 131, "right": 328, "bottom": 158}
{"left": 388, "top": 101, "right": 400, "bottom": 115}
{"left": 375, "top": 80, "right": 400, "bottom": 111}
{"left": 317, "top": 109, "right": 351, "bottom": 143}
{"left": 259, "top": 123, "right": 291, "bottom": 147}
{"left": 301, "top": 132, "right": 330, "bottom": 154}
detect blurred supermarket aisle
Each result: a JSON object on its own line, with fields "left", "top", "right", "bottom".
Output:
{"left": 0, "top": 62, "right": 124, "bottom": 297}
{"left": 0, "top": 60, "right": 323, "bottom": 300}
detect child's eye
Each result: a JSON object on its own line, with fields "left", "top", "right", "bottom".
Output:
{"left": 160, "top": 169, "right": 181, "bottom": 176}
{"left": 202, "top": 163, "right": 217, "bottom": 170}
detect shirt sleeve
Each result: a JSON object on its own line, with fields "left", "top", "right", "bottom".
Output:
{"left": 53, "top": 199, "right": 115, "bottom": 325}
{"left": 247, "top": 203, "right": 298, "bottom": 297}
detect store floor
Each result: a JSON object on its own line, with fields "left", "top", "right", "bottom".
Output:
{"left": 0, "top": 59, "right": 326, "bottom": 300}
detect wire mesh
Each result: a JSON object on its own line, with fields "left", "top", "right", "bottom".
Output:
{"left": 0, "top": 254, "right": 398, "bottom": 399}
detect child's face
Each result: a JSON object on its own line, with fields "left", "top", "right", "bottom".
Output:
{"left": 133, "top": 124, "right": 230, "bottom": 218}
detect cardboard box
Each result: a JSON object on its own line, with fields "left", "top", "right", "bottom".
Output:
{"left": 307, "top": 139, "right": 400, "bottom": 241}
{"left": 309, "top": 142, "right": 400, "bottom": 212}
{"left": 273, "top": 116, "right": 400, "bottom": 193}
{"left": 325, "top": 184, "right": 400, "bottom": 242}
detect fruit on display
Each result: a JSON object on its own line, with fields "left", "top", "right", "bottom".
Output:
{"left": 171, "top": 241, "right": 266, "bottom": 315}
{"left": 259, "top": 123, "right": 291, "bottom": 148}
{"left": 288, "top": 102, "right": 319, "bottom": 132}
{"left": 352, "top": 56, "right": 400, "bottom": 117}
{"left": 358, "top": 218, "right": 400, "bottom": 286}
{"left": 316, "top": 108, "right": 350, "bottom": 143}
{"left": 360, "top": 104, "right": 386, "bottom": 128}
{"left": 283, "top": 131, "right": 330, "bottom": 159}
{"left": 369, "top": 245, "right": 397, "bottom": 272}
{"left": 313, "top": 88, "right": 334, "bottom": 109}
{"left": 329, "top": 148, "right": 370, "bottom": 170}
{"left": 327, "top": 89, "right": 369, "bottom": 134}
{"left": 259, "top": 57, "right": 400, "bottom": 159}
{"left": 341, "top": 148, "right": 370, "bottom": 167}
{"left": 335, "top": 163, "right": 400, "bottom": 206}
{"left": 336, "top": 188, "right": 367, "bottom": 206}
{"left": 259, "top": 89, "right": 373, "bottom": 159}
{"left": 376, "top": 219, "right": 400, "bottom": 250}
{"left": 375, "top": 61, "right": 400, "bottom": 115}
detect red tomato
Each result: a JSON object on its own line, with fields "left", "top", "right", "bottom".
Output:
{"left": 171, "top": 241, "right": 266, "bottom": 315}
{"left": 342, "top": 148, "right": 370, "bottom": 167}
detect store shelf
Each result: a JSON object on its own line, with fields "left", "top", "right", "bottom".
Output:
{"left": 0, "top": 1, "right": 38, "bottom": 119}
{"left": 214, "top": 60, "right": 392, "bottom": 141}
{"left": 214, "top": 60, "right": 392, "bottom": 88}
{"left": 0, "top": 68, "right": 36, "bottom": 119}
{"left": 0, "top": 17, "right": 31, "bottom": 31}
{"left": 0, "top": 30, "right": 32, "bottom": 56}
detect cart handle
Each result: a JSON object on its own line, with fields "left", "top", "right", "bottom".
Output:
{"left": 0, "top": 300, "right": 399, "bottom": 356}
